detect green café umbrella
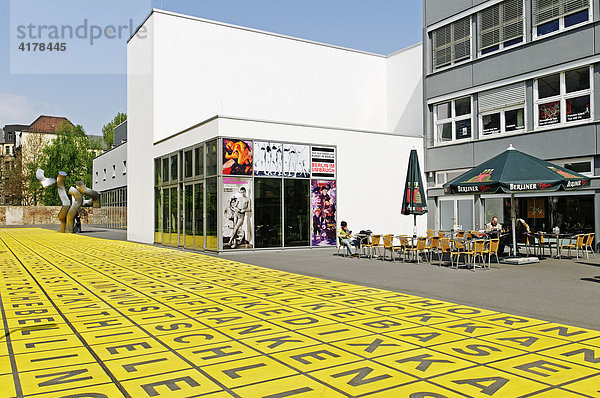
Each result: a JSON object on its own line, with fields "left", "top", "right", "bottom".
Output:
{"left": 402, "top": 149, "right": 428, "bottom": 237}
{"left": 443, "top": 145, "right": 591, "bottom": 257}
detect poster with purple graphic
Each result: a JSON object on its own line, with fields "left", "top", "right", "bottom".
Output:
{"left": 311, "top": 180, "right": 336, "bottom": 246}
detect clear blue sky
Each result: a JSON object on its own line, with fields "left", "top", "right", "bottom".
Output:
{"left": 0, "top": 0, "right": 422, "bottom": 136}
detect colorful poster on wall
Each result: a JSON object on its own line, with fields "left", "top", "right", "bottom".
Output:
{"left": 311, "top": 180, "right": 336, "bottom": 246}
{"left": 311, "top": 146, "right": 335, "bottom": 178}
{"left": 254, "top": 141, "right": 282, "bottom": 176}
{"left": 223, "top": 139, "right": 253, "bottom": 175}
{"left": 222, "top": 177, "right": 253, "bottom": 249}
{"left": 283, "top": 144, "right": 310, "bottom": 178}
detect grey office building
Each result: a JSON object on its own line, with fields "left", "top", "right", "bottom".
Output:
{"left": 424, "top": 0, "right": 599, "bottom": 238}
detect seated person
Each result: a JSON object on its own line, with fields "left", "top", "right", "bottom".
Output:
{"left": 338, "top": 221, "right": 360, "bottom": 256}
{"left": 486, "top": 216, "right": 505, "bottom": 254}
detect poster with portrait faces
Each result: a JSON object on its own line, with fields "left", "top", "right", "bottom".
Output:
{"left": 254, "top": 141, "right": 282, "bottom": 176}
{"left": 283, "top": 144, "right": 310, "bottom": 178}
{"left": 222, "top": 177, "right": 253, "bottom": 250}
{"left": 223, "top": 139, "right": 253, "bottom": 175}
{"left": 311, "top": 180, "right": 336, "bottom": 246}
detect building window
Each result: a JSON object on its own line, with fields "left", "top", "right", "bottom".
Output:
{"left": 112, "top": 165, "right": 116, "bottom": 178}
{"left": 533, "top": 0, "right": 590, "bottom": 38}
{"left": 434, "top": 96, "right": 472, "bottom": 143}
{"left": 479, "top": 0, "right": 524, "bottom": 55}
{"left": 534, "top": 66, "right": 592, "bottom": 129}
{"left": 103, "top": 169, "right": 106, "bottom": 181}
{"left": 553, "top": 157, "right": 593, "bottom": 176}
{"left": 479, "top": 82, "right": 526, "bottom": 136}
{"left": 432, "top": 16, "right": 471, "bottom": 70}
{"left": 123, "top": 160, "right": 127, "bottom": 175}
{"left": 95, "top": 172, "right": 98, "bottom": 184}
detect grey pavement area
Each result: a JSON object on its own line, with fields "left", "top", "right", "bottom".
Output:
{"left": 220, "top": 248, "right": 600, "bottom": 332}
{"left": 18, "top": 225, "right": 600, "bottom": 332}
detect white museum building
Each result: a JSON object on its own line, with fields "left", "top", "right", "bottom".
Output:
{"left": 127, "top": 9, "right": 424, "bottom": 251}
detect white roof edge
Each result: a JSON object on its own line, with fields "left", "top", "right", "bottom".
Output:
{"left": 386, "top": 41, "right": 423, "bottom": 57}
{"left": 130, "top": 8, "right": 412, "bottom": 58}
{"left": 153, "top": 114, "right": 423, "bottom": 146}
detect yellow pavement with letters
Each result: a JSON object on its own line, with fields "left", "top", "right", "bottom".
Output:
{"left": 0, "top": 228, "right": 599, "bottom": 397}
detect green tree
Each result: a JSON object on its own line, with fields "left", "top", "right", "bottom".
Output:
{"left": 29, "top": 122, "right": 102, "bottom": 206}
{"left": 102, "top": 112, "right": 127, "bottom": 149}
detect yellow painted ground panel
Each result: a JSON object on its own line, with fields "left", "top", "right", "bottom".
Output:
{"left": 0, "top": 228, "right": 598, "bottom": 397}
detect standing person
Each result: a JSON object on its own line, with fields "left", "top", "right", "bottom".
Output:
{"left": 338, "top": 221, "right": 360, "bottom": 256}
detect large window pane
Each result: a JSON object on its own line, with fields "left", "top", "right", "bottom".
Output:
{"left": 255, "top": 178, "right": 282, "bottom": 248}
{"left": 564, "top": 10, "right": 589, "bottom": 27}
{"left": 154, "top": 159, "right": 161, "bottom": 186}
{"left": 162, "top": 189, "right": 169, "bottom": 244}
{"left": 566, "top": 67, "right": 590, "bottom": 93}
{"left": 154, "top": 188, "right": 161, "bottom": 243}
{"left": 206, "top": 140, "right": 217, "bottom": 176}
{"left": 194, "top": 183, "right": 204, "bottom": 250}
{"left": 457, "top": 199, "right": 474, "bottom": 230}
{"left": 440, "top": 200, "right": 454, "bottom": 231}
{"left": 170, "top": 155, "right": 178, "bottom": 182}
{"left": 184, "top": 185, "right": 193, "bottom": 247}
{"left": 184, "top": 150, "right": 193, "bottom": 178}
{"left": 455, "top": 97, "right": 471, "bottom": 116}
{"left": 195, "top": 146, "right": 204, "bottom": 177}
{"left": 456, "top": 119, "right": 472, "bottom": 139}
{"left": 482, "top": 113, "right": 500, "bottom": 134}
{"left": 206, "top": 177, "right": 218, "bottom": 250}
{"left": 170, "top": 187, "right": 178, "bottom": 245}
{"left": 484, "top": 198, "right": 504, "bottom": 225}
{"left": 566, "top": 95, "right": 591, "bottom": 122}
{"left": 284, "top": 179, "right": 310, "bottom": 247}
{"left": 162, "top": 158, "right": 169, "bottom": 182}
{"left": 539, "top": 101, "right": 560, "bottom": 126}
{"left": 438, "top": 123, "right": 452, "bottom": 141}
{"left": 436, "top": 102, "right": 451, "bottom": 119}
{"left": 538, "top": 74, "right": 560, "bottom": 98}
{"left": 505, "top": 108, "right": 525, "bottom": 131}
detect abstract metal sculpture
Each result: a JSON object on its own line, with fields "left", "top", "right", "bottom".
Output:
{"left": 66, "top": 187, "right": 83, "bottom": 233}
{"left": 36, "top": 168, "right": 101, "bottom": 233}
{"left": 56, "top": 172, "right": 70, "bottom": 233}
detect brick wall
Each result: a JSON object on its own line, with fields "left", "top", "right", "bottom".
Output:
{"left": 0, "top": 206, "right": 95, "bottom": 225}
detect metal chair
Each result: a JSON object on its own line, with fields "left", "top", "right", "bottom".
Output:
{"left": 424, "top": 236, "right": 440, "bottom": 263}
{"left": 381, "top": 234, "right": 396, "bottom": 262}
{"left": 537, "top": 233, "right": 555, "bottom": 258}
{"left": 482, "top": 238, "right": 500, "bottom": 269}
{"left": 560, "top": 234, "right": 586, "bottom": 259}
{"left": 471, "top": 240, "right": 487, "bottom": 271}
{"left": 337, "top": 236, "right": 350, "bottom": 257}
{"left": 451, "top": 238, "right": 472, "bottom": 269}
{"left": 584, "top": 233, "right": 596, "bottom": 259}
{"left": 405, "top": 237, "right": 427, "bottom": 264}
{"left": 361, "top": 234, "right": 382, "bottom": 259}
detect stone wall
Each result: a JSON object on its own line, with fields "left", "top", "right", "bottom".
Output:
{"left": 0, "top": 206, "right": 95, "bottom": 225}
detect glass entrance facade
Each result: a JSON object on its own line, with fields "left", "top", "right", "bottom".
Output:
{"left": 154, "top": 137, "right": 336, "bottom": 251}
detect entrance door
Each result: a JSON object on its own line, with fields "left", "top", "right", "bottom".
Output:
{"left": 162, "top": 188, "right": 169, "bottom": 244}
{"left": 194, "top": 182, "right": 204, "bottom": 250}
{"left": 169, "top": 186, "right": 178, "bottom": 245}
{"left": 184, "top": 184, "right": 194, "bottom": 248}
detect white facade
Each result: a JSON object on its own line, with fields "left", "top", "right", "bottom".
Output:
{"left": 128, "top": 9, "right": 424, "bottom": 244}
{"left": 92, "top": 142, "right": 128, "bottom": 192}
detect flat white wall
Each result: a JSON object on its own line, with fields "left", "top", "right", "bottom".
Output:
{"left": 152, "top": 11, "right": 388, "bottom": 142}
{"left": 386, "top": 43, "right": 423, "bottom": 136}
{"left": 93, "top": 143, "right": 128, "bottom": 192}
{"left": 153, "top": 117, "right": 427, "bottom": 238}
{"left": 127, "top": 15, "right": 155, "bottom": 243}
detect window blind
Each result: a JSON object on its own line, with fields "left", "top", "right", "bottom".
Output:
{"left": 479, "top": 0, "right": 523, "bottom": 50}
{"left": 478, "top": 82, "right": 526, "bottom": 113}
{"left": 433, "top": 16, "right": 471, "bottom": 69}
{"left": 533, "top": 0, "right": 589, "bottom": 26}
